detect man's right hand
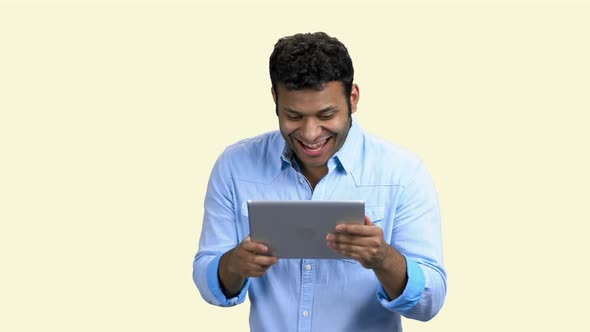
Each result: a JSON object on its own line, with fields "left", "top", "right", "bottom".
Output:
{"left": 218, "top": 236, "right": 278, "bottom": 297}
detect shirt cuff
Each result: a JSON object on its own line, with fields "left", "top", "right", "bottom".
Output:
{"left": 206, "top": 254, "right": 250, "bottom": 306}
{"left": 376, "top": 254, "right": 425, "bottom": 312}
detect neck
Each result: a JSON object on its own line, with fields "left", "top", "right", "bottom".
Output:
{"left": 301, "top": 165, "right": 328, "bottom": 190}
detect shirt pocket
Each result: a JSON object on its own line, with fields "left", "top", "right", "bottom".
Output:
{"left": 240, "top": 202, "right": 249, "bottom": 221}
{"left": 366, "top": 206, "right": 385, "bottom": 227}
{"left": 237, "top": 202, "right": 250, "bottom": 240}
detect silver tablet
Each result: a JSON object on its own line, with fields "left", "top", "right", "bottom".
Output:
{"left": 247, "top": 200, "right": 365, "bottom": 259}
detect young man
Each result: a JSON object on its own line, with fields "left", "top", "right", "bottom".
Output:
{"left": 193, "top": 32, "right": 446, "bottom": 331}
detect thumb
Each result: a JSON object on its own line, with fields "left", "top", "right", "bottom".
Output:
{"left": 364, "top": 215, "right": 373, "bottom": 226}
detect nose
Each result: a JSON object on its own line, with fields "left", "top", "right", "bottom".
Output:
{"left": 299, "top": 117, "right": 322, "bottom": 142}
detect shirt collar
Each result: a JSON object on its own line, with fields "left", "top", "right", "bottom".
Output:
{"left": 332, "top": 117, "right": 363, "bottom": 174}
{"left": 280, "top": 141, "right": 295, "bottom": 169}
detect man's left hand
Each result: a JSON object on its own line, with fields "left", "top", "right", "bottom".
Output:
{"left": 326, "top": 216, "right": 389, "bottom": 269}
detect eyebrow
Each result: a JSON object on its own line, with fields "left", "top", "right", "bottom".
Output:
{"left": 283, "top": 106, "right": 338, "bottom": 115}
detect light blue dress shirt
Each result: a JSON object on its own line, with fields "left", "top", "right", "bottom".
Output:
{"left": 193, "top": 119, "right": 446, "bottom": 332}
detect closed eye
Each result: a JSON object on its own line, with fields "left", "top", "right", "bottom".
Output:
{"left": 318, "top": 113, "right": 335, "bottom": 120}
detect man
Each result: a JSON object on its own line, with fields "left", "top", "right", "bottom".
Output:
{"left": 193, "top": 32, "right": 446, "bottom": 331}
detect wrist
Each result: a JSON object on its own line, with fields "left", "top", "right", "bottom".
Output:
{"left": 218, "top": 248, "right": 245, "bottom": 297}
{"left": 373, "top": 245, "right": 402, "bottom": 273}
{"left": 220, "top": 248, "right": 237, "bottom": 277}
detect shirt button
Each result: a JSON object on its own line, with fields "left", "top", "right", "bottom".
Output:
{"left": 302, "top": 311, "right": 309, "bottom": 317}
{"left": 305, "top": 264, "right": 312, "bottom": 271}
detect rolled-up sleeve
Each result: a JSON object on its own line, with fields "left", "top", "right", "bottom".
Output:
{"left": 376, "top": 255, "right": 426, "bottom": 311}
{"left": 193, "top": 150, "right": 249, "bottom": 307}
{"left": 193, "top": 254, "right": 250, "bottom": 306}
{"left": 382, "top": 161, "right": 447, "bottom": 321}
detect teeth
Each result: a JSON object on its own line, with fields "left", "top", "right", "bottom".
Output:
{"left": 301, "top": 139, "right": 326, "bottom": 150}
{"left": 305, "top": 142, "right": 322, "bottom": 148}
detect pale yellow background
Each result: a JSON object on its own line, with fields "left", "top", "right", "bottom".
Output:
{"left": 1, "top": 1, "right": 589, "bottom": 331}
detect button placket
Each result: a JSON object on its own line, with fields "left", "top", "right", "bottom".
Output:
{"left": 297, "top": 259, "right": 315, "bottom": 331}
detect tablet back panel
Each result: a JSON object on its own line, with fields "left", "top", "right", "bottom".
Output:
{"left": 247, "top": 200, "right": 365, "bottom": 259}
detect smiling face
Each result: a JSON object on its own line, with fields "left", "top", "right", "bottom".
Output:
{"left": 273, "top": 81, "right": 359, "bottom": 181}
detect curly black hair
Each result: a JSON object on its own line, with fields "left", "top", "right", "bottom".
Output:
{"left": 269, "top": 32, "right": 354, "bottom": 115}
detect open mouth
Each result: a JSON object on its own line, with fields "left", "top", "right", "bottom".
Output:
{"left": 295, "top": 137, "right": 331, "bottom": 157}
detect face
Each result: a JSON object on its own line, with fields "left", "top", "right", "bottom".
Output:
{"left": 272, "top": 81, "right": 359, "bottom": 175}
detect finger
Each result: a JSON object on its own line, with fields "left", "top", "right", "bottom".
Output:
{"left": 328, "top": 233, "right": 382, "bottom": 249}
{"left": 326, "top": 232, "right": 359, "bottom": 245}
{"left": 242, "top": 237, "right": 271, "bottom": 255}
{"left": 330, "top": 243, "right": 380, "bottom": 264}
{"left": 252, "top": 254, "right": 278, "bottom": 267}
{"left": 327, "top": 244, "right": 364, "bottom": 261}
{"left": 335, "top": 215, "right": 376, "bottom": 232}
{"left": 334, "top": 222, "right": 379, "bottom": 236}
{"left": 245, "top": 255, "right": 279, "bottom": 276}
{"left": 236, "top": 250, "right": 277, "bottom": 277}
{"left": 242, "top": 262, "right": 271, "bottom": 277}
{"left": 328, "top": 240, "right": 369, "bottom": 253}
{"left": 239, "top": 239, "right": 278, "bottom": 262}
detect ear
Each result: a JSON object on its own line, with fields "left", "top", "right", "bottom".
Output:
{"left": 350, "top": 83, "right": 360, "bottom": 114}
